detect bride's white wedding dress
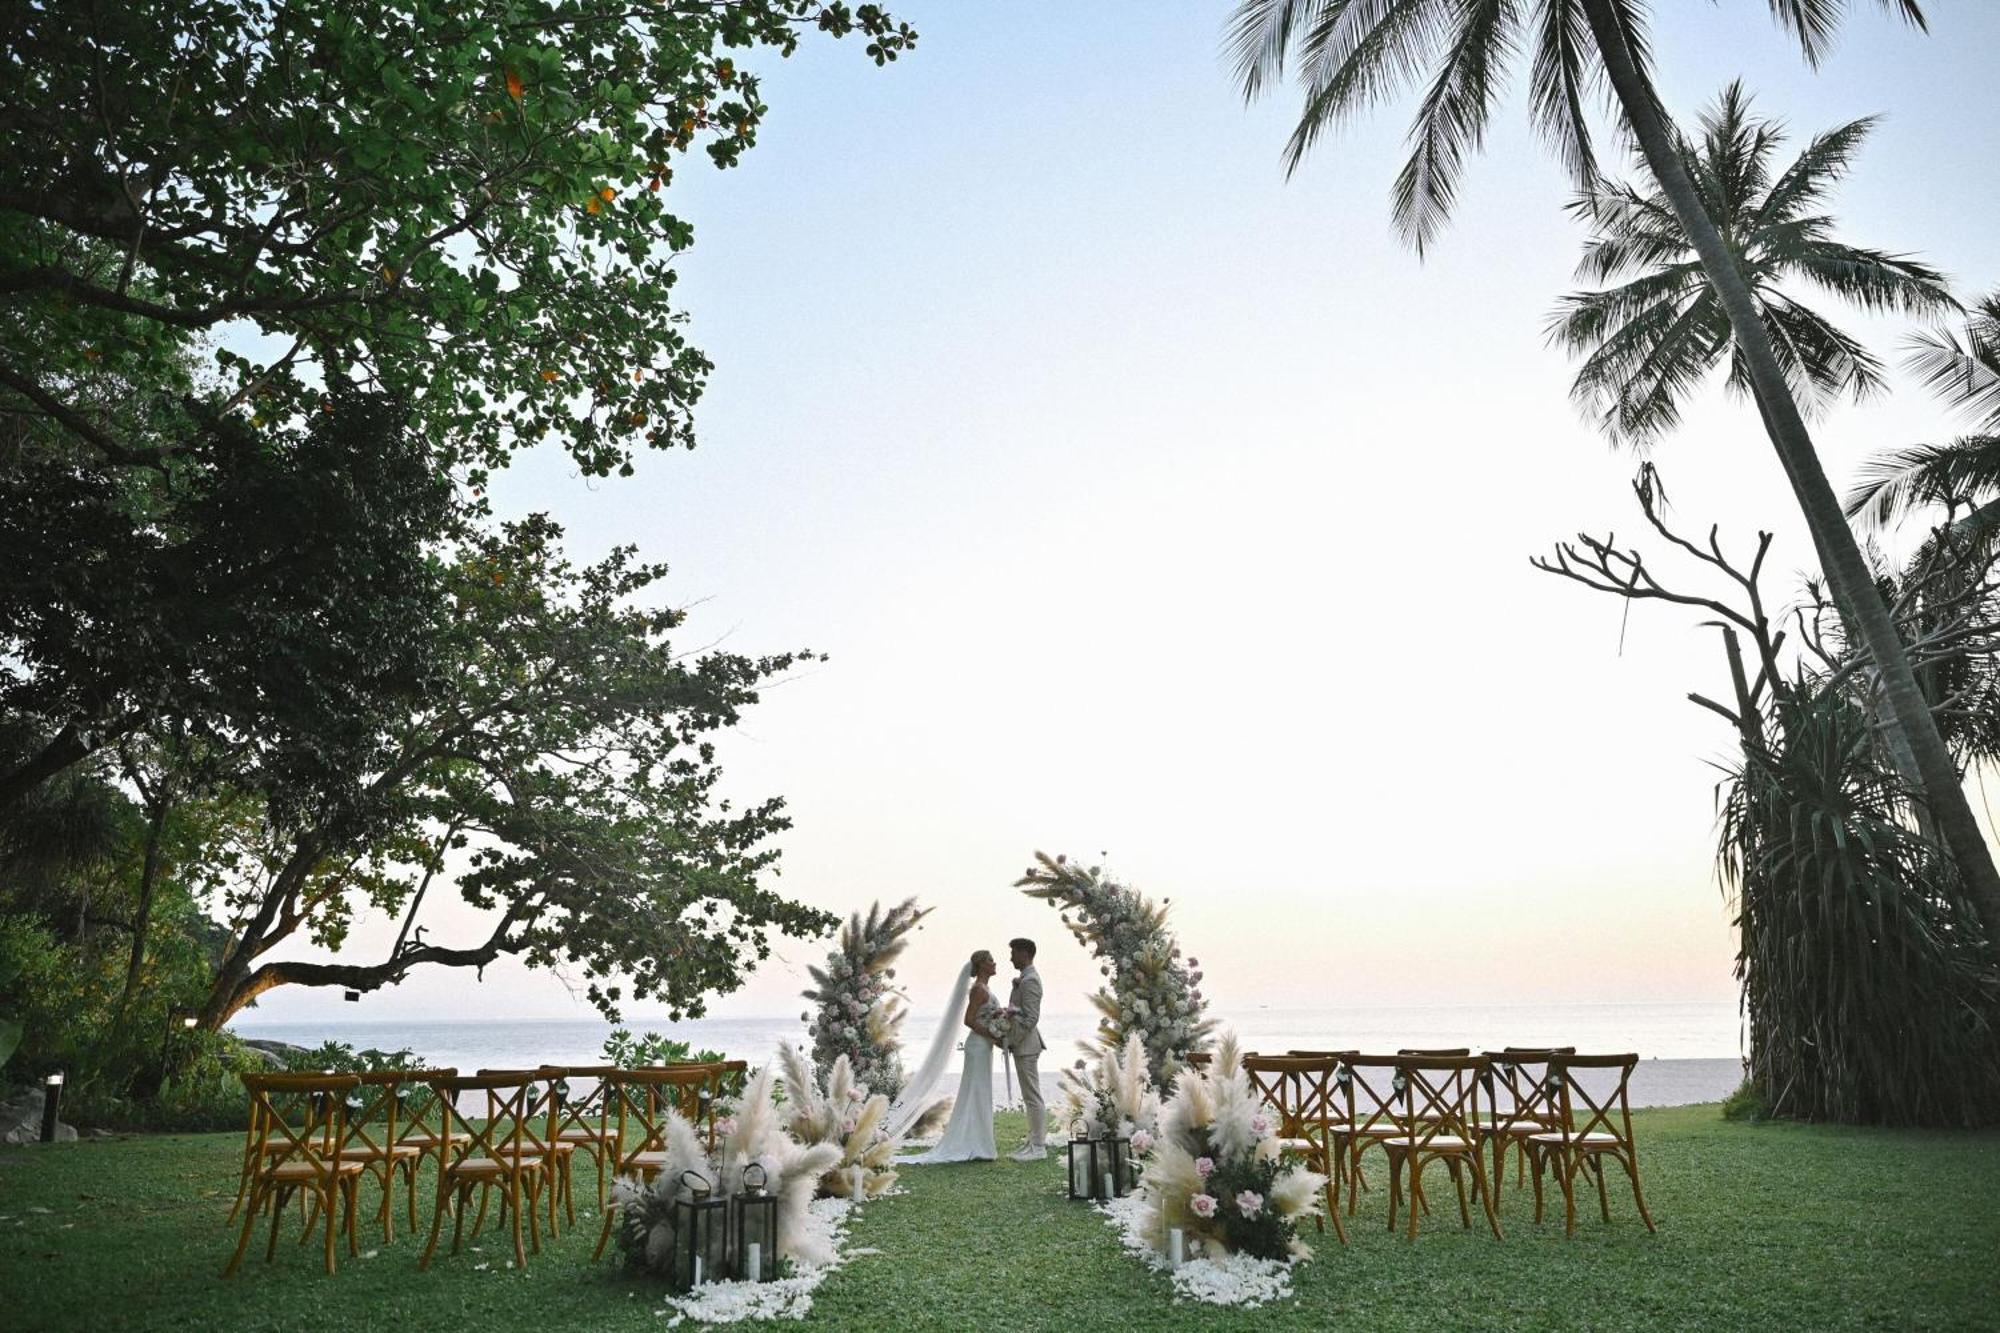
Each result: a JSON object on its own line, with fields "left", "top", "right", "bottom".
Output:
{"left": 906, "top": 1029, "right": 996, "bottom": 1164}
{"left": 886, "top": 964, "right": 997, "bottom": 1164}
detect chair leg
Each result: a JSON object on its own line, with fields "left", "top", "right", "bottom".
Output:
{"left": 1559, "top": 1153, "right": 1581, "bottom": 1239}
{"left": 345, "top": 1176, "right": 361, "bottom": 1257}
{"left": 1592, "top": 1154, "right": 1612, "bottom": 1222}
{"left": 448, "top": 1182, "right": 472, "bottom": 1257}
{"left": 224, "top": 1182, "right": 267, "bottom": 1277}
{"left": 419, "top": 1175, "right": 450, "bottom": 1271}
{"left": 1529, "top": 1144, "right": 1546, "bottom": 1224}
{"left": 1448, "top": 1157, "right": 1471, "bottom": 1228}
{"left": 1385, "top": 1151, "right": 1403, "bottom": 1233}
{"left": 1406, "top": 1158, "right": 1423, "bottom": 1242}
{"left": 509, "top": 1177, "right": 528, "bottom": 1270}
{"left": 527, "top": 1173, "right": 544, "bottom": 1256}
{"left": 470, "top": 1182, "right": 491, "bottom": 1240}
{"left": 266, "top": 1185, "right": 292, "bottom": 1263}
{"left": 1621, "top": 1152, "right": 1658, "bottom": 1233}
{"left": 322, "top": 1184, "right": 338, "bottom": 1275}
{"left": 1470, "top": 1150, "right": 1504, "bottom": 1240}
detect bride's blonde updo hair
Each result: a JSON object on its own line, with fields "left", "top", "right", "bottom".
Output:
{"left": 969, "top": 949, "right": 994, "bottom": 972}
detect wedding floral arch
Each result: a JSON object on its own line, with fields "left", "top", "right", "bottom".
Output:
{"left": 801, "top": 897, "right": 930, "bottom": 1099}
{"left": 1018, "top": 850, "right": 1213, "bottom": 1082}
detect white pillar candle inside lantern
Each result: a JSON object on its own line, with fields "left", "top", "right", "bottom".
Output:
{"left": 692, "top": 1255, "right": 705, "bottom": 1286}
{"left": 1168, "top": 1227, "right": 1185, "bottom": 1268}
{"left": 850, "top": 1165, "right": 865, "bottom": 1202}
{"left": 745, "top": 1243, "right": 761, "bottom": 1282}
{"left": 1069, "top": 1151, "right": 1088, "bottom": 1196}
{"left": 1100, "top": 1168, "right": 1113, "bottom": 1201}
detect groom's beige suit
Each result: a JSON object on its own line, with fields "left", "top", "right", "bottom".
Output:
{"left": 1007, "top": 963, "right": 1047, "bottom": 1151}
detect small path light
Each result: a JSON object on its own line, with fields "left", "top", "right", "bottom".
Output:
{"left": 40, "top": 1072, "right": 64, "bottom": 1143}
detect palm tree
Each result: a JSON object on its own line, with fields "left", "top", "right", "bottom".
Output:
{"left": 1550, "top": 83, "right": 1954, "bottom": 442}
{"left": 1226, "top": 0, "right": 2000, "bottom": 933}
{"left": 1847, "top": 294, "right": 2000, "bottom": 534}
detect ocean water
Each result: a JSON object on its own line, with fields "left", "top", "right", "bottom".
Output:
{"left": 232, "top": 1000, "right": 1744, "bottom": 1108}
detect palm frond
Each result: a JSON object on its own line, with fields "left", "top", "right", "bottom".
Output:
{"left": 1905, "top": 295, "right": 2000, "bottom": 429}
{"left": 1391, "top": 0, "right": 1520, "bottom": 255}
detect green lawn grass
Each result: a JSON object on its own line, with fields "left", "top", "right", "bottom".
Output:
{"left": 1, "top": 1106, "right": 1995, "bottom": 1331}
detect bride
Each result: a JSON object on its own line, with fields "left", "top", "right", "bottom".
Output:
{"left": 887, "top": 949, "right": 1004, "bottom": 1163}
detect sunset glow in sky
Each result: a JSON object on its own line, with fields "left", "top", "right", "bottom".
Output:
{"left": 246, "top": 3, "right": 2000, "bottom": 1028}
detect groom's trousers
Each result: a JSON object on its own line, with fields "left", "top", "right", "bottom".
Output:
{"left": 1012, "top": 1048, "right": 1045, "bottom": 1148}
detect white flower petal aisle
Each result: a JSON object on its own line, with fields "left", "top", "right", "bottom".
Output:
{"left": 1099, "top": 1193, "right": 1301, "bottom": 1309}
{"left": 657, "top": 1196, "right": 873, "bottom": 1326}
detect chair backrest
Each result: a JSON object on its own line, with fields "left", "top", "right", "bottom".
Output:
{"left": 1339, "top": 1054, "right": 1406, "bottom": 1136}
{"left": 1392, "top": 1054, "right": 1487, "bottom": 1148}
{"left": 1243, "top": 1054, "right": 1338, "bottom": 1142}
{"left": 1480, "top": 1047, "right": 1575, "bottom": 1123}
{"left": 242, "top": 1072, "right": 361, "bottom": 1181}
{"left": 431, "top": 1072, "right": 548, "bottom": 1167}
{"left": 602, "top": 1067, "right": 712, "bottom": 1172}
{"left": 1544, "top": 1053, "right": 1640, "bottom": 1147}
{"left": 385, "top": 1068, "right": 460, "bottom": 1143}
{"left": 1398, "top": 1047, "right": 1471, "bottom": 1057}
{"left": 535, "top": 1064, "right": 612, "bottom": 1140}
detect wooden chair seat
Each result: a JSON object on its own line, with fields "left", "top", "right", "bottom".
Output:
{"left": 267, "top": 1158, "right": 368, "bottom": 1180}
{"left": 398, "top": 1130, "right": 470, "bottom": 1146}
{"left": 1528, "top": 1129, "right": 1621, "bottom": 1146}
{"left": 1329, "top": 1119, "right": 1403, "bottom": 1137}
{"left": 625, "top": 1149, "right": 669, "bottom": 1170}
{"left": 345, "top": 1141, "right": 423, "bottom": 1161}
{"left": 1276, "top": 1136, "right": 1319, "bottom": 1153}
{"left": 1388, "top": 1133, "right": 1473, "bottom": 1151}
{"left": 558, "top": 1126, "right": 614, "bottom": 1143}
{"left": 451, "top": 1153, "right": 549, "bottom": 1175}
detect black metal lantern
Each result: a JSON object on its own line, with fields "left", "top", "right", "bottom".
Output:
{"left": 1065, "top": 1137, "right": 1102, "bottom": 1201}
{"left": 1103, "top": 1135, "right": 1134, "bottom": 1198}
{"left": 671, "top": 1170, "right": 729, "bottom": 1291}
{"left": 732, "top": 1163, "right": 779, "bottom": 1282}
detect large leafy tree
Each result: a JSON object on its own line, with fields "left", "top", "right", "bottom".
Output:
{"left": 1550, "top": 84, "right": 1953, "bottom": 440}
{"left": 0, "top": 389, "right": 455, "bottom": 812}
{"left": 1226, "top": 0, "right": 2000, "bottom": 933}
{"left": 0, "top": 0, "right": 914, "bottom": 809}
{"left": 191, "top": 516, "right": 830, "bottom": 1029}
{"left": 0, "top": 0, "right": 914, "bottom": 478}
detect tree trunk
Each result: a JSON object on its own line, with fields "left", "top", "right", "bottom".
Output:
{"left": 116, "top": 790, "right": 172, "bottom": 1014}
{"left": 1580, "top": 0, "right": 2000, "bottom": 936}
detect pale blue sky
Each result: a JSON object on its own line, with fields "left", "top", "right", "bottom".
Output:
{"left": 251, "top": 3, "right": 2000, "bottom": 1026}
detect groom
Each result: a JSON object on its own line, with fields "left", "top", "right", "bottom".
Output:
{"left": 1003, "top": 937, "right": 1047, "bottom": 1160}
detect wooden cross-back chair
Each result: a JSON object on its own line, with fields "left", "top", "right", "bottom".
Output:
{"left": 330, "top": 1070, "right": 435, "bottom": 1245}
{"left": 1524, "top": 1053, "right": 1657, "bottom": 1238}
{"left": 391, "top": 1067, "right": 466, "bottom": 1192}
{"left": 1381, "top": 1055, "right": 1502, "bottom": 1241}
{"left": 539, "top": 1064, "right": 620, "bottom": 1210}
{"left": 591, "top": 1066, "right": 714, "bottom": 1262}
{"left": 1329, "top": 1054, "right": 1406, "bottom": 1214}
{"left": 1473, "top": 1047, "right": 1575, "bottom": 1192}
{"left": 224, "top": 1073, "right": 367, "bottom": 1277}
{"left": 418, "top": 1072, "right": 553, "bottom": 1271}
{"left": 1242, "top": 1054, "right": 1345, "bottom": 1245}
{"left": 476, "top": 1067, "right": 584, "bottom": 1236}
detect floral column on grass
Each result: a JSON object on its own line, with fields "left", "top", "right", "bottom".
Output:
{"left": 802, "top": 897, "right": 930, "bottom": 1100}
{"left": 1018, "top": 851, "right": 1213, "bottom": 1083}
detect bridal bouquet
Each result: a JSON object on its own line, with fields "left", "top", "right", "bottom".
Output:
{"left": 976, "top": 999, "right": 1019, "bottom": 1050}
{"left": 1131, "top": 1034, "right": 1324, "bottom": 1264}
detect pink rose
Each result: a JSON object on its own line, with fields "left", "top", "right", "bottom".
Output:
{"left": 1194, "top": 1156, "right": 1215, "bottom": 1179}
{"left": 1129, "top": 1130, "right": 1154, "bottom": 1155}
{"left": 714, "top": 1116, "right": 739, "bottom": 1138}
{"left": 1249, "top": 1113, "right": 1271, "bottom": 1137}
{"left": 1189, "top": 1192, "right": 1217, "bottom": 1219}
{"left": 1235, "top": 1190, "right": 1264, "bottom": 1217}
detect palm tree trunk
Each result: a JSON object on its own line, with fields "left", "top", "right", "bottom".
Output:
{"left": 1579, "top": 0, "right": 2000, "bottom": 935}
